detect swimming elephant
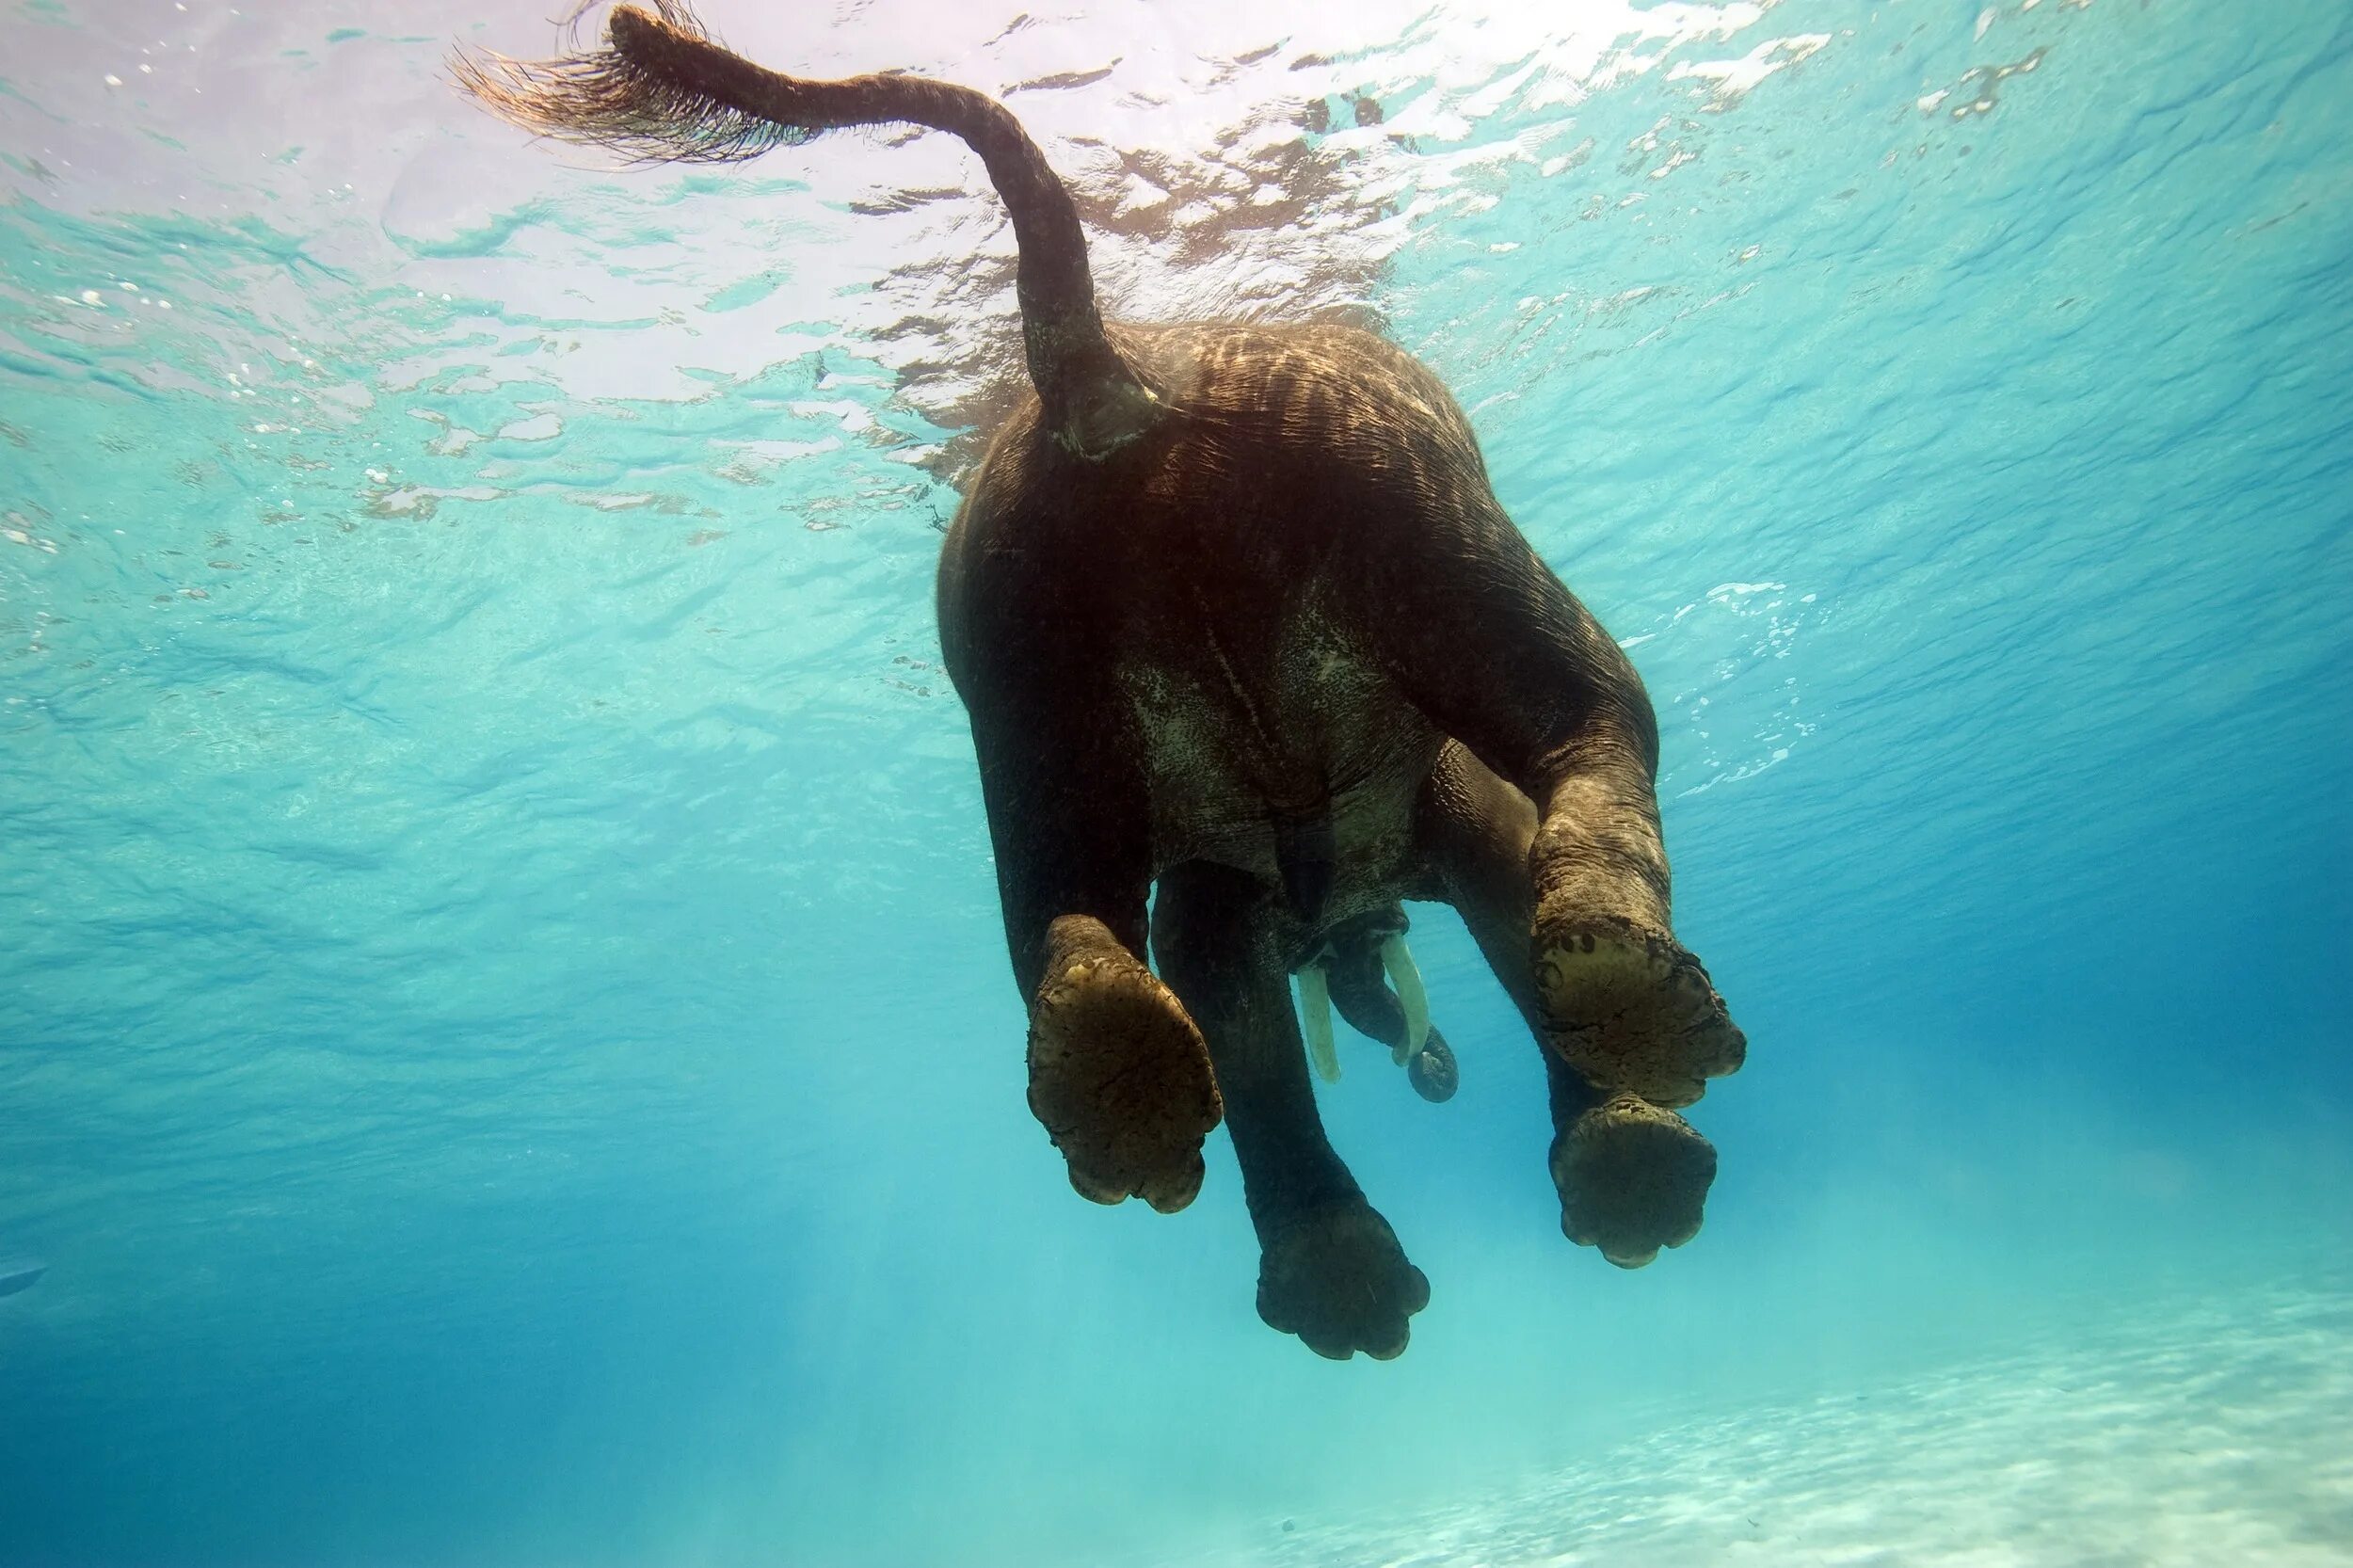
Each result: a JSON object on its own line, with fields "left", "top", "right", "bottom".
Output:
{"left": 458, "top": 1, "right": 1745, "bottom": 1361}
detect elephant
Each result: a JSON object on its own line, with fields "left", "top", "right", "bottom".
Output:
{"left": 457, "top": 0, "right": 1745, "bottom": 1361}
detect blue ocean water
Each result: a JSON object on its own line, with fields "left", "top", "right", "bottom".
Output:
{"left": 1, "top": 0, "right": 2348, "bottom": 1563}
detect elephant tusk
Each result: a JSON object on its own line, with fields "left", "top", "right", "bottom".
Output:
{"left": 1297, "top": 962, "right": 1340, "bottom": 1084}
{"left": 1379, "top": 934, "right": 1431, "bottom": 1065}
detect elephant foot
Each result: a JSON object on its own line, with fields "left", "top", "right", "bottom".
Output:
{"left": 1552, "top": 1094, "right": 1717, "bottom": 1269}
{"left": 1256, "top": 1201, "right": 1431, "bottom": 1361}
{"left": 1027, "top": 941, "right": 1224, "bottom": 1213}
{"left": 1533, "top": 908, "right": 1744, "bottom": 1108}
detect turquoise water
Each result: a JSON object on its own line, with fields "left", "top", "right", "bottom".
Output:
{"left": 2, "top": 0, "right": 2348, "bottom": 1563}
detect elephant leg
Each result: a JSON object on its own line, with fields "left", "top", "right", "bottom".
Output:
{"left": 1344, "top": 501, "right": 1744, "bottom": 1110}
{"left": 1418, "top": 742, "right": 1716, "bottom": 1269}
{"left": 1151, "top": 860, "right": 1430, "bottom": 1360}
{"left": 967, "top": 688, "right": 1221, "bottom": 1215}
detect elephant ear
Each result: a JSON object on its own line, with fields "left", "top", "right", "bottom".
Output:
{"left": 1296, "top": 964, "right": 1341, "bottom": 1083}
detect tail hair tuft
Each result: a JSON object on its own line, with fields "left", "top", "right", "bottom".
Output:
{"left": 451, "top": 2, "right": 814, "bottom": 164}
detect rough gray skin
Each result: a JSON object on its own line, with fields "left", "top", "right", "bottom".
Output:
{"left": 941, "top": 322, "right": 1743, "bottom": 1360}
{"left": 456, "top": 3, "right": 1744, "bottom": 1363}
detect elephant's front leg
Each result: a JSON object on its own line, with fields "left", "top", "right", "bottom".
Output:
{"left": 1152, "top": 861, "right": 1430, "bottom": 1360}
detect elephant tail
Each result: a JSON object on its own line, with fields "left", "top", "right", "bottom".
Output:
{"left": 453, "top": 3, "right": 1160, "bottom": 459}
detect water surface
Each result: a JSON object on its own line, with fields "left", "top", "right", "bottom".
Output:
{"left": 2, "top": 1, "right": 2348, "bottom": 1563}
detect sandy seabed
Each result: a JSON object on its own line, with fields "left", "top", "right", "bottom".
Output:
{"left": 1205, "top": 1285, "right": 2353, "bottom": 1568}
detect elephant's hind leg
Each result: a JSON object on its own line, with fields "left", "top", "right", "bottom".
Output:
{"left": 966, "top": 677, "right": 1220, "bottom": 1214}
{"left": 1153, "top": 861, "right": 1430, "bottom": 1359}
{"left": 1533, "top": 904, "right": 1741, "bottom": 1114}
{"left": 1420, "top": 743, "right": 1717, "bottom": 1268}
{"left": 1028, "top": 915, "right": 1222, "bottom": 1213}
{"left": 1346, "top": 501, "right": 1744, "bottom": 1109}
